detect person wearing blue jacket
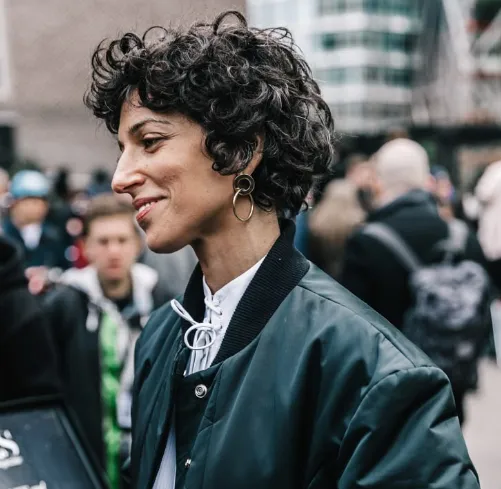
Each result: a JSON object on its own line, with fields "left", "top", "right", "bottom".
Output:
{"left": 2, "top": 170, "right": 68, "bottom": 271}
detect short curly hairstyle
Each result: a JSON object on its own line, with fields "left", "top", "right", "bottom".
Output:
{"left": 84, "top": 11, "right": 335, "bottom": 217}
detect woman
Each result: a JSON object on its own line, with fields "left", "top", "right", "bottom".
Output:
{"left": 309, "top": 179, "right": 367, "bottom": 279}
{"left": 85, "top": 11, "right": 478, "bottom": 489}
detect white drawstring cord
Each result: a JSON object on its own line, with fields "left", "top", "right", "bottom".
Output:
{"left": 171, "top": 298, "right": 223, "bottom": 373}
{"left": 171, "top": 298, "right": 222, "bottom": 351}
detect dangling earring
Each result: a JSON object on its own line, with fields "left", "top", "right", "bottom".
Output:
{"left": 233, "top": 174, "right": 255, "bottom": 222}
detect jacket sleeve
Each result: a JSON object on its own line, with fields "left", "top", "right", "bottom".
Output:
{"left": 333, "top": 366, "right": 479, "bottom": 489}
{"left": 0, "top": 288, "right": 61, "bottom": 401}
{"left": 127, "top": 310, "right": 152, "bottom": 487}
{"left": 43, "top": 285, "right": 84, "bottom": 375}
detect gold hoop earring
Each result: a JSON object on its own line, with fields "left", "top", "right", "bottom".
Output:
{"left": 233, "top": 174, "right": 255, "bottom": 222}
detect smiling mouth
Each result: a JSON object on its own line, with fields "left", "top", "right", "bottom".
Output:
{"left": 138, "top": 201, "right": 156, "bottom": 213}
{"left": 136, "top": 199, "right": 164, "bottom": 222}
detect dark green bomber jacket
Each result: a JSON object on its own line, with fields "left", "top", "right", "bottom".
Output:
{"left": 128, "top": 222, "right": 479, "bottom": 489}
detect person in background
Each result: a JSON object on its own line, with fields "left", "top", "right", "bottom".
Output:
{"left": 139, "top": 244, "right": 197, "bottom": 300}
{"left": 52, "top": 167, "right": 72, "bottom": 203}
{"left": 475, "top": 160, "right": 501, "bottom": 287}
{"left": 292, "top": 190, "right": 314, "bottom": 256}
{"left": 309, "top": 179, "right": 366, "bottom": 279}
{"left": 0, "top": 235, "right": 60, "bottom": 402}
{"left": 474, "top": 160, "right": 501, "bottom": 361}
{"left": 46, "top": 168, "right": 84, "bottom": 267}
{"left": 48, "top": 167, "right": 75, "bottom": 229}
{"left": 340, "top": 138, "right": 492, "bottom": 424}
{"left": 455, "top": 164, "right": 489, "bottom": 231}
{"left": 344, "top": 153, "right": 376, "bottom": 212}
{"left": 0, "top": 168, "right": 9, "bottom": 216}
{"left": 44, "top": 194, "right": 168, "bottom": 489}
{"left": 0, "top": 168, "right": 8, "bottom": 194}
{"left": 68, "top": 190, "right": 94, "bottom": 269}
{"left": 430, "top": 165, "right": 456, "bottom": 221}
{"left": 87, "top": 169, "right": 113, "bottom": 197}
{"left": 2, "top": 170, "right": 69, "bottom": 271}
{"left": 385, "top": 126, "right": 410, "bottom": 142}
{"left": 340, "top": 139, "right": 487, "bottom": 325}
{"left": 86, "top": 11, "right": 478, "bottom": 489}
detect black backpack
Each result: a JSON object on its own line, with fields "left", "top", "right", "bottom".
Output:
{"left": 363, "top": 219, "right": 491, "bottom": 389}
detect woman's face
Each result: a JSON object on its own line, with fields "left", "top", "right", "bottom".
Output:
{"left": 113, "top": 93, "right": 235, "bottom": 253}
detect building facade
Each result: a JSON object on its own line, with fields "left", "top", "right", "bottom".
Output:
{"left": 1, "top": 0, "right": 244, "bottom": 179}
{"left": 247, "top": 0, "right": 501, "bottom": 135}
{"left": 248, "top": 0, "right": 427, "bottom": 134}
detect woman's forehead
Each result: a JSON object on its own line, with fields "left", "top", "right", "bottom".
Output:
{"left": 117, "top": 101, "right": 202, "bottom": 151}
{"left": 119, "top": 92, "right": 150, "bottom": 125}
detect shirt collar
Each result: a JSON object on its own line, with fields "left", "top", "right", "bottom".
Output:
{"left": 179, "top": 219, "right": 310, "bottom": 366}
{"left": 202, "top": 255, "right": 266, "bottom": 314}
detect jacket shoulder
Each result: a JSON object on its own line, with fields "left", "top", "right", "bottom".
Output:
{"left": 296, "top": 264, "right": 434, "bottom": 371}
{"left": 44, "top": 283, "right": 88, "bottom": 311}
{"left": 136, "top": 300, "right": 181, "bottom": 363}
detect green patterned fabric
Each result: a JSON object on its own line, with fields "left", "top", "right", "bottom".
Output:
{"left": 100, "top": 310, "right": 122, "bottom": 489}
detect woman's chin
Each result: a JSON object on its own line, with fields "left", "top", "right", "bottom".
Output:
{"left": 146, "top": 232, "right": 188, "bottom": 254}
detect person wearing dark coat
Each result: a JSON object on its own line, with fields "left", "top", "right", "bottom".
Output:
{"left": 44, "top": 195, "right": 169, "bottom": 489}
{"left": 0, "top": 235, "right": 60, "bottom": 402}
{"left": 85, "top": 11, "right": 479, "bottom": 489}
{"left": 2, "top": 170, "right": 69, "bottom": 270}
{"left": 339, "top": 138, "right": 493, "bottom": 424}
{"left": 340, "top": 140, "right": 493, "bottom": 329}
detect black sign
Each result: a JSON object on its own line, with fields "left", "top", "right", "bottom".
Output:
{"left": 0, "top": 397, "right": 106, "bottom": 489}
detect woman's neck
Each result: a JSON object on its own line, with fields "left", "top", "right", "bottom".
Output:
{"left": 193, "top": 211, "right": 280, "bottom": 294}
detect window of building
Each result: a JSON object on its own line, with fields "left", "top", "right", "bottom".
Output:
{"left": 318, "top": 31, "right": 415, "bottom": 53}
{"left": 364, "top": 0, "right": 380, "bottom": 14}
{"left": 317, "top": 0, "right": 420, "bottom": 17}
{"left": 317, "top": 0, "right": 335, "bottom": 15}
{"left": 317, "top": 0, "right": 354, "bottom": 15}
{"left": 316, "top": 66, "right": 413, "bottom": 87}
{"left": 321, "top": 33, "right": 337, "bottom": 50}
{"left": 367, "top": 66, "right": 379, "bottom": 82}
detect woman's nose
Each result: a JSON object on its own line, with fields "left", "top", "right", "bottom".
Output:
{"left": 112, "top": 154, "right": 145, "bottom": 194}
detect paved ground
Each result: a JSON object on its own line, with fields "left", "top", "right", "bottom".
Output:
{"left": 463, "top": 360, "right": 501, "bottom": 489}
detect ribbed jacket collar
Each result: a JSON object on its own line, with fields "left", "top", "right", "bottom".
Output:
{"left": 180, "top": 219, "right": 310, "bottom": 365}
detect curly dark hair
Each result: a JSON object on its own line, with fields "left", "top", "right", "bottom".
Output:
{"left": 84, "top": 11, "right": 335, "bottom": 216}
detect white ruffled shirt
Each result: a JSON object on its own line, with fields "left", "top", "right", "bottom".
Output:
{"left": 152, "top": 256, "right": 266, "bottom": 489}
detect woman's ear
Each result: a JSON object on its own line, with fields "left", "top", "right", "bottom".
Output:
{"left": 246, "top": 135, "right": 264, "bottom": 175}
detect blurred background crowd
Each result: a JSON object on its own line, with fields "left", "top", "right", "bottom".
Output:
{"left": 0, "top": 0, "right": 500, "bottom": 488}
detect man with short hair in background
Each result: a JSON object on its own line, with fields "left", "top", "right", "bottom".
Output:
{"left": 341, "top": 139, "right": 485, "bottom": 326}
{"left": 44, "top": 194, "right": 168, "bottom": 489}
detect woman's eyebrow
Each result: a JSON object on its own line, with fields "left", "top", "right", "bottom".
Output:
{"left": 128, "top": 118, "right": 172, "bottom": 136}
{"left": 117, "top": 118, "right": 172, "bottom": 148}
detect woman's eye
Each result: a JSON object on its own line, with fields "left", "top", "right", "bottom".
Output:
{"left": 142, "top": 138, "right": 162, "bottom": 150}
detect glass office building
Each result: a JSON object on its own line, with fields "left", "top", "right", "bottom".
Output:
{"left": 248, "top": 0, "right": 501, "bottom": 133}
{"left": 247, "top": 0, "right": 425, "bottom": 133}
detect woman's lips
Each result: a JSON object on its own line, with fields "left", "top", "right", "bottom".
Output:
{"left": 136, "top": 199, "right": 162, "bottom": 223}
